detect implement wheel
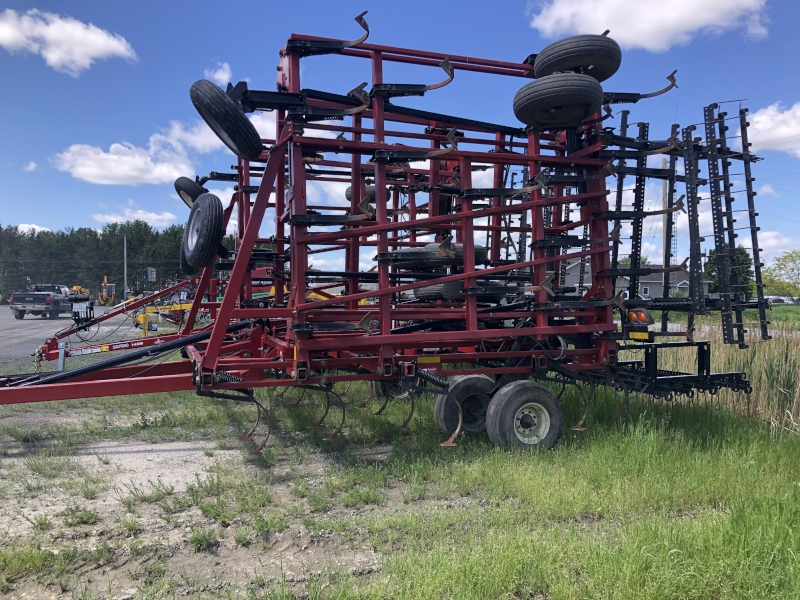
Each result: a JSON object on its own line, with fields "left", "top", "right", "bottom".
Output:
{"left": 486, "top": 380, "right": 563, "bottom": 449}
{"left": 513, "top": 73, "right": 603, "bottom": 129}
{"left": 181, "top": 193, "right": 224, "bottom": 269}
{"left": 174, "top": 177, "right": 207, "bottom": 209}
{"left": 434, "top": 374, "right": 494, "bottom": 437}
{"left": 190, "top": 79, "right": 264, "bottom": 161}
{"left": 180, "top": 245, "right": 199, "bottom": 276}
{"left": 534, "top": 34, "right": 621, "bottom": 82}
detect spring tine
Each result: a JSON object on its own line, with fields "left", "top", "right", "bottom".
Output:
{"left": 235, "top": 402, "right": 261, "bottom": 441}
{"left": 556, "top": 382, "right": 567, "bottom": 400}
{"left": 288, "top": 387, "right": 307, "bottom": 407}
{"left": 250, "top": 404, "right": 272, "bottom": 456}
{"left": 308, "top": 391, "right": 330, "bottom": 428}
{"left": 399, "top": 394, "right": 415, "bottom": 432}
{"left": 339, "top": 380, "right": 353, "bottom": 397}
{"left": 570, "top": 382, "right": 593, "bottom": 431}
{"left": 323, "top": 391, "right": 346, "bottom": 442}
{"left": 274, "top": 386, "right": 289, "bottom": 399}
{"left": 355, "top": 382, "right": 374, "bottom": 409}
{"left": 373, "top": 393, "right": 391, "bottom": 416}
{"left": 440, "top": 397, "right": 463, "bottom": 447}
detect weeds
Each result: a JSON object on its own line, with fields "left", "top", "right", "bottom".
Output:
{"left": 23, "top": 449, "right": 74, "bottom": 479}
{"left": 63, "top": 506, "right": 100, "bottom": 526}
{"left": 188, "top": 527, "right": 217, "bottom": 552}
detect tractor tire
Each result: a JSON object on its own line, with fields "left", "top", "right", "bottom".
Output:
{"left": 486, "top": 380, "right": 563, "bottom": 449}
{"left": 434, "top": 374, "right": 494, "bottom": 437}
{"left": 513, "top": 73, "right": 604, "bottom": 129}
{"left": 14, "top": 310, "right": 24, "bottom": 320}
{"left": 174, "top": 177, "right": 207, "bottom": 209}
{"left": 534, "top": 34, "right": 622, "bottom": 82}
{"left": 180, "top": 244, "right": 200, "bottom": 276}
{"left": 190, "top": 79, "right": 264, "bottom": 161}
{"left": 181, "top": 193, "right": 224, "bottom": 270}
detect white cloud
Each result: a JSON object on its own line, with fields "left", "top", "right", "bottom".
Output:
{"left": 23, "top": 161, "right": 36, "bottom": 171}
{"left": 528, "top": 0, "right": 768, "bottom": 52}
{"left": 204, "top": 62, "right": 232, "bottom": 86}
{"left": 0, "top": 8, "right": 136, "bottom": 76}
{"left": 745, "top": 102, "right": 800, "bottom": 158}
{"left": 17, "top": 223, "right": 50, "bottom": 234}
{"left": 756, "top": 183, "right": 779, "bottom": 197}
{"left": 742, "top": 231, "right": 800, "bottom": 264}
{"left": 53, "top": 120, "right": 223, "bottom": 185}
{"left": 92, "top": 202, "right": 177, "bottom": 228}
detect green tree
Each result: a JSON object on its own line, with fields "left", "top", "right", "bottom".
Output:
{"left": 703, "top": 245, "right": 755, "bottom": 299}
{"left": 763, "top": 250, "right": 800, "bottom": 304}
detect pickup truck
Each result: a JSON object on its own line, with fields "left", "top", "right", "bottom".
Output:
{"left": 9, "top": 284, "right": 75, "bottom": 320}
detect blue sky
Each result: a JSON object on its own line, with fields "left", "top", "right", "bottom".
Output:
{"left": 1, "top": 0, "right": 799, "bottom": 263}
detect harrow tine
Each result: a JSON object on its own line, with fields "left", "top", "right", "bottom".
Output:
{"left": 308, "top": 391, "right": 330, "bottom": 428}
{"left": 399, "top": 394, "right": 415, "bottom": 432}
{"left": 570, "top": 382, "right": 594, "bottom": 431}
{"left": 614, "top": 387, "right": 631, "bottom": 421}
{"left": 556, "top": 382, "right": 567, "bottom": 400}
{"left": 323, "top": 391, "right": 346, "bottom": 442}
{"left": 235, "top": 402, "right": 261, "bottom": 442}
{"left": 250, "top": 403, "right": 272, "bottom": 456}
{"left": 440, "top": 396, "right": 463, "bottom": 447}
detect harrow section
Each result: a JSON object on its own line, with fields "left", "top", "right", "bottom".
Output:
{"left": 1, "top": 16, "right": 770, "bottom": 450}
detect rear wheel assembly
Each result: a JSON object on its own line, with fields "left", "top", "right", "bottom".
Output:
{"left": 513, "top": 73, "right": 603, "bottom": 129}
{"left": 174, "top": 177, "right": 207, "bottom": 209}
{"left": 534, "top": 34, "right": 621, "bottom": 82}
{"left": 190, "top": 79, "right": 264, "bottom": 161}
{"left": 181, "top": 193, "right": 224, "bottom": 270}
{"left": 486, "top": 380, "right": 563, "bottom": 449}
{"left": 434, "top": 374, "right": 494, "bottom": 437}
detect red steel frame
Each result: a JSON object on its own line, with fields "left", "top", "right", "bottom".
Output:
{"left": 0, "top": 34, "right": 618, "bottom": 404}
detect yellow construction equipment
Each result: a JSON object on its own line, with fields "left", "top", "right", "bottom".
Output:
{"left": 96, "top": 276, "right": 116, "bottom": 306}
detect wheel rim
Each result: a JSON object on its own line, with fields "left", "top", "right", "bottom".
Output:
{"left": 179, "top": 190, "right": 194, "bottom": 208}
{"left": 513, "top": 402, "right": 550, "bottom": 444}
{"left": 461, "top": 393, "right": 489, "bottom": 431}
{"left": 187, "top": 205, "right": 202, "bottom": 251}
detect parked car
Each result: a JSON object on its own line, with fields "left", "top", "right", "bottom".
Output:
{"left": 9, "top": 284, "right": 73, "bottom": 320}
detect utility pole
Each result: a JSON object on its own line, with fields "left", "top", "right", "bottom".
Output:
{"left": 123, "top": 235, "right": 128, "bottom": 299}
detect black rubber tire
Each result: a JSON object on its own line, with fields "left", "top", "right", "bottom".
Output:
{"left": 174, "top": 177, "right": 207, "bottom": 209}
{"left": 442, "top": 280, "right": 511, "bottom": 303}
{"left": 513, "top": 73, "right": 604, "bottom": 129}
{"left": 181, "top": 193, "right": 224, "bottom": 269}
{"left": 434, "top": 374, "right": 494, "bottom": 437}
{"left": 416, "top": 284, "right": 445, "bottom": 301}
{"left": 14, "top": 311, "right": 24, "bottom": 320}
{"left": 50, "top": 305, "right": 58, "bottom": 319}
{"left": 180, "top": 244, "right": 200, "bottom": 276}
{"left": 486, "top": 380, "right": 563, "bottom": 449}
{"left": 534, "top": 35, "right": 621, "bottom": 82}
{"left": 190, "top": 79, "right": 264, "bottom": 161}
{"left": 345, "top": 185, "right": 390, "bottom": 202}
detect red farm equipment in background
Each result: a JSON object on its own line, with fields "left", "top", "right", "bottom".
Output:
{"left": 1, "top": 14, "right": 770, "bottom": 452}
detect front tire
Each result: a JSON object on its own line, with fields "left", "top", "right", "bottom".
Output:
{"left": 174, "top": 177, "right": 207, "bottom": 209}
{"left": 486, "top": 380, "right": 563, "bottom": 449}
{"left": 13, "top": 310, "right": 24, "bottom": 320}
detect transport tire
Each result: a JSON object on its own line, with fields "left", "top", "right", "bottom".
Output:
{"left": 190, "top": 79, "right": 264, "bottom": 161}
{"left": 415, "top": 284, "right": 445, "bottom": 301}
{"left": 486, "top": 380, "right": 563, "bottom": 449}
{"left": 442, "top": 280, "right": 512, "bottom": 303}
{"left": 534, "top": 35, "right": 621, "bottom": 82}
{"left": 513, "top": 73, "right": 604, "bottom": 129}
{"left": 180, "top": 244, "right": 200, "bottom": 276}
{"left": 14, "top": 310, "right": 24, "bottom": 320}
{"left": 174, "top": 177, "right": 207, "bottom": 209}
{"left": 181, "top": 193, "right": 224, "bottom": 270}
{"left": 434, "top": 374, "right": 494, "bottom": 437}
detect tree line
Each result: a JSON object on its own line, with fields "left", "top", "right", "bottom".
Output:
{"left": 0, "top": 221, "right": 185, "bottom": 297}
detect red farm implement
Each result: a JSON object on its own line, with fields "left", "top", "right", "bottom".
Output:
{"left": 1, "top": 14, "right": 770, "bottom": 450}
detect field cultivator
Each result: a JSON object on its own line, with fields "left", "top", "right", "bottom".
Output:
{"left": 1, "top": 15, "right": 771, "bottom": 450}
